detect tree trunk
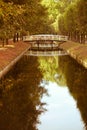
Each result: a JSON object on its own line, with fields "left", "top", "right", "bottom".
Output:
{"left": 6, "top": 38, "right": 8, "bottom": 45}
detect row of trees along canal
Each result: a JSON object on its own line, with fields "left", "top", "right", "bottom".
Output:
{"left": 42, "top": 0, "right": 87, "bottom": 43}
{"left": 0, "top": 0, "right": 87, "bottom": 45}
{"left": 57, "top": 0, "right": 87, "bottom": 43}
{"left": 0, "top": 0, "right": 54, "bottom": 46}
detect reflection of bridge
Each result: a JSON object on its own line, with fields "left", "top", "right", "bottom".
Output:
{"left": 23, "top": 34, "right": 68, "bottom": 56}
{"left": 25, "top": 50, "right": 68, "bottom": 56}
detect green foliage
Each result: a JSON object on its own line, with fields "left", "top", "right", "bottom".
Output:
{"left": 0, "top": 0, "right": 87, "bottom": 40}
{"left": 58, "top": 15, "right": 66, "bottom": 34}
{"left": 76, "top": 0, "right": 87, "bottom": 33}
{"left": 0, "top": 1, "right": 25, "bottom": 40}
{"left": 64, "top": 3, "right": 77, "bottom": 33}
{"left": 42, "top": 0, "right": 59, "bottom": 32}
{"left": 3, "top": 0, "right": 28, "bottom": 5}
{"left": 23, "top": 0, "right": 53, "bottom": 34}
{"left": 0, "top": 0, "right": 54, "bottom": 40}
{"left": 38, "top": 56, "right": 58, "bottom": 82}
{"left": 58, "top": 0, "right": 87, "bottom": 42}
{"left": 56, "top": 0, "right": 73, "bottom": 14}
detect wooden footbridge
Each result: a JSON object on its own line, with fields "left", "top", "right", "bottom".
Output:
{"left": 23, "top": 34, "right": 68, "bottom": 56}
{"left": 23, "top": 34, "right": 68, "bottom": 42}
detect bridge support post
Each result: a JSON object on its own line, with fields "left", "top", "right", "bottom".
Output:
{"left": 37, "top": 41, "right": 39, "bottom": 51}
{"left": 51, "top": 41, "right": 53, "bottom": 50}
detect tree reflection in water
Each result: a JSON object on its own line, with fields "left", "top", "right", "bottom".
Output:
{"left": 58, "top": 55, "right": 87, "bottom": 130}
{"left": 0, "top": 56, "right": 47, "bottom": 130}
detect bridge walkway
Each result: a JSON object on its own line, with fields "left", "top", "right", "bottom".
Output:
{"left": 59, "top": 41, "right": 87, "bottom": 69}
{"left": 23, "top": 34, "right": 68, "bottom": 42}
{"left": 0, "top": 41, "right": 30, "bottom": 79}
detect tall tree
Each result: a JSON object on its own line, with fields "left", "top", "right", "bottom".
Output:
{"left": 0, "top": 0, "right": 54, "bottom": 40}
{"left": 57, "top": 0, "right": 87, "bottom": 43}
{"left": 64, "top": 3, "right": 78, "bottom": 40}
{"left": 76, "top": 0, "right": 87, "bottom": 42}
{"left": 42, "top": 0, "right": 59, "bottom": 33}
{"left": 0, "top": 1, "right": 24, "bottom": 43}
{"left": 58, "top": 15, "right": 66, "bottom": 35}
{"left": 23, "top": 0, "right": 53, "bottom": 34}
{"left": 3, "top": 0, "right": 28, "bottom": 5}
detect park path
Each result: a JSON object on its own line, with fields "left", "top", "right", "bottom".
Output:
{"left": 0, "top": 41, "right": 30, "bottom": 79}
{"left": 59, "top": 41, "right": 87, "bottom": 69}
{"left": 0, "top": 40, "right": 87, "bottom": 79}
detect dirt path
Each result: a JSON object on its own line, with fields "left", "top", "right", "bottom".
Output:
{"left": 0, "top": 41, "right": 30, "bottom": 79}
{"left": 59, "top": 41, "right": 87, "bottom": 69}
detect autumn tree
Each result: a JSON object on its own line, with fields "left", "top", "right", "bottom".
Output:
{"left": 42, "top": 0, "right": 59, "bottom": 33}
{"left": 23, "top": 0, "right": 53, "bottom": 34}
{"left": 58, "top": 15, "right": 66, "bottom": 35}
{"left": 0, "top": 0, "right": 54, "bottom": 44}
{"left": 76, "top": 0, "right": 87, "bottom": 43}
{"left": 3, "top": 0, "right": 28, "bottom": 5}
{"left": 0, "top": 0, "right": 25, "bottom": 44}
{"left": 64, "top": 3, "right": 78, "bottom": 40}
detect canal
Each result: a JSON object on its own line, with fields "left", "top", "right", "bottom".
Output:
{"left": 0, "top": 55, "right": 87, "bottom": 130}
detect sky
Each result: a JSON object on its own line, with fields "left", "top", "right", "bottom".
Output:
{"left": 38, "top": 81, "right": 84, "bottom": 130}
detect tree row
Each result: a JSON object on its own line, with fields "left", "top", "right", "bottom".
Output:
{"left": 0, "top": 0, "right": 54, "bottom": 45}
{"left": 58, "top": 0, "right": 87, "bottom": 43}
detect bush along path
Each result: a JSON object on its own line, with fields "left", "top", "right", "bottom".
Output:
{"left": 0, "top": 40, "right": 30, "bottom": 79}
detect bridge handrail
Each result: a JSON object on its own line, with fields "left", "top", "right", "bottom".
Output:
{"left": 23, "top": 35, "right": 68, "bottom": 42}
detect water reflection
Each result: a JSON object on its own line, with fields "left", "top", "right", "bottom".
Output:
{"left": 58, "top": 55, "right": 87, "bottom": 129}
{"left": 38, "top": 81, "right": 84, "bottom": 130}
{"left": 0, "top": 55, "right": 87, "bottom": 130}
{"left": 0, "top": 56, "right": 47, "bottom": 130}
{"left": 38, "top": 56, "right": 58, "bottom": 82}
{"left": 38, "top": 56, "right": 85, "bottom": 130}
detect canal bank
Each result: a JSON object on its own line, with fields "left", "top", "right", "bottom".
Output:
{"left": 0, "top": 40, "right": 87, "bottom": 80}
{"left": 0, "top": 41, "right": 30, "bottom": 79}
{"left": 59, "top": 41, "right": 87, "bottom": 69}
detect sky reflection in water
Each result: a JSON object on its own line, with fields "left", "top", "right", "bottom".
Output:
{"left": 38, "top": 81, "right": 84, "bottom": 130}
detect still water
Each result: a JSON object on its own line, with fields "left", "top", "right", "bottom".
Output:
{"left": 0, "top": 55, "right": 87, "bottom": 130}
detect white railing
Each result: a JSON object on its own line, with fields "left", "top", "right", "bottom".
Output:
{"left": 25, "top": 50, "right": 68, "bottom": 56}
{"left": 23, "top": 34, "right": 68, "bottom": 42}
{"left": 31, "top": 43, "right": 58, "bottom": 48}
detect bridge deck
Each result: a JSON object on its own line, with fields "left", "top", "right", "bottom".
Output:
{"left": 23, "top": 34, "right": 68, "bottom": 42}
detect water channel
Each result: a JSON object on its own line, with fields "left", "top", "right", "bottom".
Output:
{"left": 0, "top": 54, "right": 87, "bottom": 130}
